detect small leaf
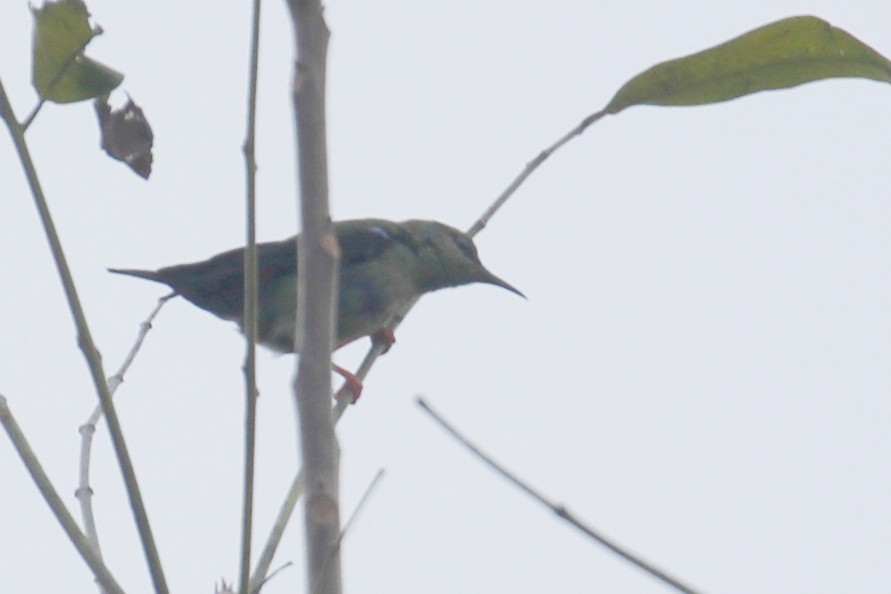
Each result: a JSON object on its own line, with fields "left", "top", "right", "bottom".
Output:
{"left": 95, "top": 97, "right": 154, "bottom": 179}
{"left": 605, "top": 15, "right": 891, "bottom": 114}
{"left": 32, "top": 0, "right": 123, "bottom": 103}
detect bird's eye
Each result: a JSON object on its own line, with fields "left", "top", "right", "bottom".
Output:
{"left": 453, "top": 234, "right": 479, "bottom": 262}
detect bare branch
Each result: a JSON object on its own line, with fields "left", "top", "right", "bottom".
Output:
{"left": 0, "top": 394, "right": 125, "bottom": 594}
{"left": 315, "top": 469, "right": 385, "bottom": 593}
{"left": 417, "top": 397, "right": 707, "bottom": 594}
{"left": 250, "top": 469, "right": 303, "bottom": 593}
{"left": 284, "top": 1, "right": 341, "bottom": 593}
{"left": 0, "top": 76, "right": 169, "bottom": 594}
{"left": 77, "top": 294, "right": 172, "bottom": 574}
{"left": 238, "top": 0, "right": 263, "bottom": 592}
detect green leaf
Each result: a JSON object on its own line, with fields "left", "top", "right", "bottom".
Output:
{"left": 605, "top": 15, "right": 891, "bottom": 114}
{"left": 31, "top": 0, "right": 123, "bottom": 103}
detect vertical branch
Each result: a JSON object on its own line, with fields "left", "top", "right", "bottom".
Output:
{"left": 239, "top": 0, "right": 263, "bottom": 592}
{"left": 0, "top": 77, "right": 169, "bottom": 594}
{"left": 284, "top": 2, "right": 342, "bottom": 594}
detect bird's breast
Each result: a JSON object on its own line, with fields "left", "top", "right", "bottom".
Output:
{"left": 336, "top": 265, "right": 417, "bottom": 345}
{"left": 252, "top": 261, "right": 419, "bottom": 353}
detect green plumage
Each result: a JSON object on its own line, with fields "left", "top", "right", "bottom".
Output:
{"left": 110, "top": 219, "right": 522, "bottom": 352}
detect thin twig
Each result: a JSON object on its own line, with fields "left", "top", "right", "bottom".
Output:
{"left": 249, "top": 354, "right": 377, "bottom": 589}
{"left": 249, "top": 470, "right": 304, "bottom": 594}
{"left": 239, "top": 0, "right": 263, "bottom": 592}
{"left": 340, "top": 468, "right": 385, "bottom": 541}
{"left": 0, "top": 394, "right": 126, "bottom": 594}
{"left": 314, "top": 469, "right": 386, "bottom": 594}
{"left": 78, "top": 293, "right": 172, "bottom": 568}
{"left": 0, "top": 76, "right": 169, "bottom": 594}
{"left": 104, "top": 294, "right": 174, "bottom": 401}
{"left": 416, "top": 397, "right": 706, "bottom": 594}
{"left": 467, "top": 110, "right": 606, "bottom": 237}
{"left": 251, "top": 561, "right": 294, "bottom": 593}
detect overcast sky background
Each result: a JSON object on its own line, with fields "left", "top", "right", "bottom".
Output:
{"left": 2, "top": 1, "right": 891, "bottom": 593}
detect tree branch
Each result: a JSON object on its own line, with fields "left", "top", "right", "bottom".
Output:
{"left": 239, "top": 0, "right": 263, "bottom": 592}
{"left": 284, "top": 1, "right": 342, "bottom": 593}
{"left": 0, "top": 76, "right": 169, "bottom": 594}
{"left": 417, "top": 398, "right": 706, "bottom": 594}
{"left": 77, "top": 294, "right": 172, "bottom": 577}
{"left": 0, "top": 394, "right": 125, "bottom": 594}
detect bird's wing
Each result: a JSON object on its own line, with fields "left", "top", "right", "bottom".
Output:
{"left": 110, "top": 221, "right": 409, "bottom": 323}
{"left": 255, "top": 237, "right": 299, "bottom": 280}
{"left": 336, "top": 220, "right": 408, "bottom": 267}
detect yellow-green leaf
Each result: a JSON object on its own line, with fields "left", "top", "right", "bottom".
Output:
{"left": 32, "top": 0, "right": 123, "bottom": 103}
{"left": 605, "top": 15, "right": 891, "bottom": 114}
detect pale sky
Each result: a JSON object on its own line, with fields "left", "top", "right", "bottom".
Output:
{"left": 2, "top": 1, "right": 891, "bottom": 593}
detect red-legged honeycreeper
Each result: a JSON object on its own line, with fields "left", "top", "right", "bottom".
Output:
{"left": 110, "top": 219, "right": 523, "bottom": 355}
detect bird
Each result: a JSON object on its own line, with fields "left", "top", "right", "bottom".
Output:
{"left": 110, "top": 219, "right": 523, "bottom": 396}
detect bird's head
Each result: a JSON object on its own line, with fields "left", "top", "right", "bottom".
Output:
{"left": 401, "top": 220, "right": 524, "bottom": 298}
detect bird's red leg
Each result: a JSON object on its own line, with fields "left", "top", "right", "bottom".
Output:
{"left": 333, "top": 364, "right": 363, "bottom": 403}
{"left": 371, "top": 328, "right": 396, "bottom": 353}
{"left": 330, "top": 329, "right": 395, "bottom": 403}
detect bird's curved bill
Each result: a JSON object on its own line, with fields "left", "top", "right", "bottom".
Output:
{"left": 481, "top": 269, "right": 525, "bottom": 298}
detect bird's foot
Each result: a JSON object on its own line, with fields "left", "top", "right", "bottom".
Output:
{"left": 333, "top": 364, "right": 363, "bottom": 403}
{"left": 371, "top": 328, "right": 396, "bottom": 354}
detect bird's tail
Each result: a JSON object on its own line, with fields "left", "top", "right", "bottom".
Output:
{"left": 108, "top": 267, "right": 170, "bottom": 285}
